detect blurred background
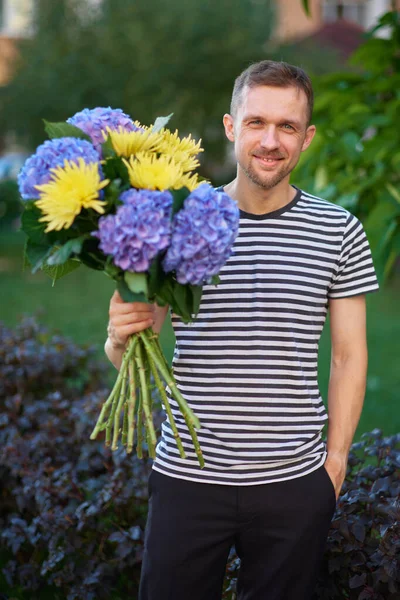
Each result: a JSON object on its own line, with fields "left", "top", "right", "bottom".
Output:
{"left": 0, "top": 0, "right": 399, "bottom": 438}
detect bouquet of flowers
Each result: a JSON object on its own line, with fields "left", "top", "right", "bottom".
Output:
{"left": 18, "top": 107, "right": 239, "bottom": 468}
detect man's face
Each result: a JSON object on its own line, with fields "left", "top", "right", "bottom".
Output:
{"left": 223, "top": 85, "right": 316, "bottom": 190}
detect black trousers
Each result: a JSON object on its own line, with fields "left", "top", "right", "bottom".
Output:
{"left": 139, "top": 465, "right": 336, "bottom": 600}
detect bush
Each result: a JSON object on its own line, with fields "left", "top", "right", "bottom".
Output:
{"left": 0, "top": 318, "right": 399, "bottom": 599}
{"left": 223, "top": 430, "right": 400, "bottom": 600}
{"left": 0, "top": 317, "right": 160, "bottom": 600}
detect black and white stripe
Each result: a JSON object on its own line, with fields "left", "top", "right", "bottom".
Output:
{"left": 153, "top": 188, "right": 379, "bottom": 485}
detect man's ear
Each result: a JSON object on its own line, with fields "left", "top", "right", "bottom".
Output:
{"left": 223, "top": 114, "right": 235, "bottom": 142}
{"left": 301, "top": 124, "right": 316, "bottom": 152}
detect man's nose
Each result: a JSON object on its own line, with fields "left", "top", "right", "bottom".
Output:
{"left": 260, "top": 126, "right": 280, "bottom": 150}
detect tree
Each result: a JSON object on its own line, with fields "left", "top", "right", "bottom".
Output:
{"left": 293, "top": 11, "right": 400, "bottom": 282}
{"left": 0, "top": 0, "right": 274, "bottom": 168}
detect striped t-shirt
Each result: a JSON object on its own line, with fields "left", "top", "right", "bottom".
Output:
{"left": 152, "top": 187, "right": 379, "bottom": 485}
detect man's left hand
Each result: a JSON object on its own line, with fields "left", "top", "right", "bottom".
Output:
{"left": 323, "top": 453, "right": 347, "bottom": 501}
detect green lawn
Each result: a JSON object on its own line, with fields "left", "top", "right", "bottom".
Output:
{"left": 1, "top": 230, "right": 399, "bottom": 439}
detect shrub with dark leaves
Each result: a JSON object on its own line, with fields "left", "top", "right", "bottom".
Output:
{"left": 223, "top": 430, "right": 400, "bottom": 600}
{"left": 0, "top": 318, "right": 399, "bottom": 599}
{"left": 0, "top": 318, "right": 161, "bottom": 600}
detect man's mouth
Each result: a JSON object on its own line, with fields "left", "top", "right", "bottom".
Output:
{"left": 253, "top": 155, "right": 284, "bottom": 165}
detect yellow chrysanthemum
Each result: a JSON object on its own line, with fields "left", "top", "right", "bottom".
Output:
{"left": 123, "top": 152, "right": 184, "bottom": 191}
{"left": 158, "top": 129, "right": 203, "bottom": 172}
{"left": 173, "top": 171, "right": 208, "bottom": 192}
{"left": 35, "top": 158, "right": 109, "bottom": 232}
{"left": 103, "top": 125, "right": 164, "bottom": 157}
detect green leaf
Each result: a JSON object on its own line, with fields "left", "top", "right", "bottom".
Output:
{"left": 103, "top": 178, "right": 124, "bottom": 208}
{"left": 42, "top": 259, "right": 81, "bottom": 284}
{"left": 147, "top": 254, "right": 166, "bottom": 299}
{"left": 104, "top": 259, "right": 121, "bottom": 280}
{"left": 375, "top": 220, "right": 397, "bottom": 257}
{"left": 210, "top": 274, "right": 220, "bottom": 285}
{"left": 102, "top": 157, "right": 130, "bottom": 183}
{"left": 156, "top": 276, "right": 175, "bottom": 307}
{"left": 314, "top": 166, "right": 328, "bottom": 192}
{"left": 189, "top": 284, "right": 203, "bottom": 316}
{"left": 383, "top": 247, "right": 398, "bottom": 282}
{"left": 47, "top": 235, "right": 88, "bottom": 266}
{"left": 340, "top": 131, "right": 360, "bottom": 160}
{"left": 78, "top": 249, "right": 106, "bottom": 271}
{"left": 386, "top": 183, "right": 400, "bottom": 206}
{"left": 101, "top": 134, "right": 117, "bottom": 159}
{"left": 152, "top": 113, "right": 174, "bottom": 133}
{"left": 124, "top": 271, "right": 149, "bottom": 296}
{"left": 43, "top": 120, "right": 92, "bottom": 143}
{"left": 171, "top": 281, "right": 193, "bottom": 322}
{"left": 25, "top": 239, "right": 53, "bottom": 273}
{"left": 364, "top": 196, "right": 399, "bottom": 254}
{"left": 21, "top": 206, "right": 48, "bottom": 245}
{"left": 117, "top": 278, "right": 147, "bottom": 303}
{"left": 171, "top": 187, "right": 190, "bottom": 218}
{"left": 336, "top": 193, "right": 359, "bottom": 211}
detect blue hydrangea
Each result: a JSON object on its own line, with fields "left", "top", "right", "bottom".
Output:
{"left": 93, "top": 189, "right": 173, "bottom": 272}
{"left": 163, "top": 183, "right": 239, "bottom": 285}
{"left": 17, "top": 137, "right": 101, "bottom": 200}
{"left": 67, "top": 107, "right": 137, "bottom": 152}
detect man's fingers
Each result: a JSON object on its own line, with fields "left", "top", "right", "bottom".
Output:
{"left": 111, "top": 313, "right": 155, "bottom": 327}
{"left": 115, "top": 320, "right": 155, "bottom": 338}
{"left": 110, "top": 294, "right": 155, "bottom": 315}
{"left": 108, "top": 292, "right": 156, "bottom": 346}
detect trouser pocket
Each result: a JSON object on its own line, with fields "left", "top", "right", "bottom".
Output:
{"left": 319, "top": 464, "right": 337, "bottom": 509}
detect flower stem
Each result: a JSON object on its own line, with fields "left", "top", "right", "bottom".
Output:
{"left": 139, "top": 329, "right": 204, "bottom": 468}
{"left": 135, "top": 339, "right": 157, "bottom": 458}
{"left": 126, "top": 359, "right": 138, "bottom": 454}
{"left": 136, "top": 388, "right": 143, "bottom": 459}
{"left": 147, "top": 351, "right": 186, "bottom": 459}
{"left": 122, "top": 398, "right": 129, "bottom": 446}
{"left": 90, "top": 336, "right": 137, "bottom": 440}
{"left": 111, "top": 365, "right": 128, "bottom": 450}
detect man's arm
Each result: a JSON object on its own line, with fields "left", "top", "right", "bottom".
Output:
{"left": 324, "top": 294, "right": 368, "bottom": 499}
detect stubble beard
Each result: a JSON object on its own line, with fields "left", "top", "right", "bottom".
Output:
{"left": 241, "top": 158, "right": 293, "bottom": 190}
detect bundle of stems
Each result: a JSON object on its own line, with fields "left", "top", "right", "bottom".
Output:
{"left": 90, "top": 328, "right": 204, "bottom": 468}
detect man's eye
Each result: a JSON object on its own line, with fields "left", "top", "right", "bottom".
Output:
{"left": 282, "top": 123, "right": 294, "bottom": 130}
{"left": 249, "top": 120, "right": 262, "bottom": 125}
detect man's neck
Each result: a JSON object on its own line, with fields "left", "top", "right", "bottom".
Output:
{"left": 224, "top": 176, "right": 297, "bottom": 215}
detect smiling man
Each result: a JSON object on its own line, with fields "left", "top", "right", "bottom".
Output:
{"left": 106, "top": 61, "right": 379, "bottom": 600}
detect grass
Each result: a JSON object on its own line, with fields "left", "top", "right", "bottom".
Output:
{"left": 1, "top": 230, "right": 399, "bottom": 440}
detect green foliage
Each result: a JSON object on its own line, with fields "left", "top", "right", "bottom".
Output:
{"left": 0, "top": 0, "right": 274, "bottom": 166}
{"left": 293, "top": 11, "right": 400, "bottom": 282}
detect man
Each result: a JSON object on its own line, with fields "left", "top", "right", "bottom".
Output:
{"left": 106, "top": 61, "right": 379, "bottom": 600}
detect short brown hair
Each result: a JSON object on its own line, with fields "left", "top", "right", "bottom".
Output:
{"left": 230, "top": 60, "right": 314, "bottom": 125}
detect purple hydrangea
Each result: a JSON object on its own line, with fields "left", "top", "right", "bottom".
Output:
{"left": 93, "top": 189, "right": 173, "bottom": 272}
{"left": 17, "top": 137, "right": 101, "bottom": 200}
{"left": 67, "top": 107, "right": 138, "bottom": 152}
{"left": 163, "top": 183, "right": 239, "bottom": 285}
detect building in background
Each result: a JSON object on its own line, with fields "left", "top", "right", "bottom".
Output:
{"left": 275, "top": 0, "right": 398, "bottom": 41}
{"left": 274, "top": 0, "right": 399, "bottom": 62}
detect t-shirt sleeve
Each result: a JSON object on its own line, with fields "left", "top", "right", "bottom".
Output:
{"left": 328, "top": 214, "right": 379, "bottom": 299}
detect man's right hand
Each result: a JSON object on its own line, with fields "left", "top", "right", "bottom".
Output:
{"left": 107, "top": 290, "right": 156, "bottom": 350}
